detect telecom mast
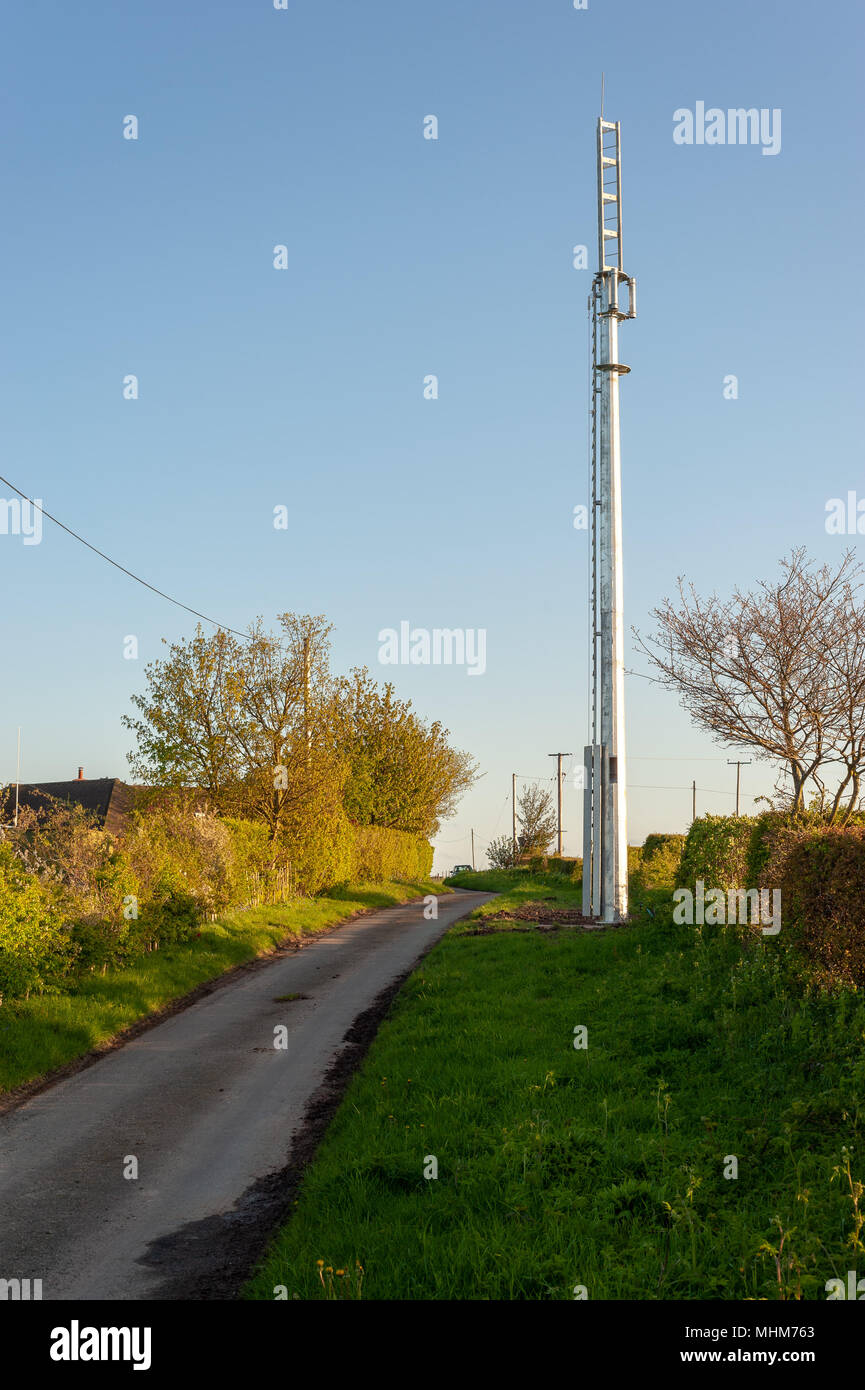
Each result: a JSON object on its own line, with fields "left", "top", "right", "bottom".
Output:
{"left": 582, "top": 115, "right": 635, "bottom": 923}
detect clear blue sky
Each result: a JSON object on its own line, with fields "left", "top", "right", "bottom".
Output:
{"left": 1, "top": 0, "right": 862, "bottom": 870}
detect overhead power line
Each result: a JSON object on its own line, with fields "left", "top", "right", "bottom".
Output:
{"left": 0, "top": 473, "right": 249, "bottom": 640}
{"left": 628, "top": 783, "right": 736, "bottom": 795}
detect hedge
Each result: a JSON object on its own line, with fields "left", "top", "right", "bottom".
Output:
{"left": 280, "top": 802, "right": 355, "bottom": 897}
{"left": 224, "top": 817, "right": 432, "bottom": 899}
{"left": 633, "top": 833, "right": 685, "bottom": 892}
{"left": 525, "top": 855, "right": 581, "bottom": 879}
{"left": 676, "top": 815, "right": 755, "bottom": 892}
{"left": 350, "top": 825, "right": 433, "bottom": 883}
{"left": 764, "top": 825, "right": 865, "bottom": 987}
{"left": 674, "top": 811, "right": 865, "bottom": 988}
{"left": 0, "top": 843, "right": 74, "bottom": 1001}
{"left": 0, "top": 804, "right": 434, "bottom": 1003}
{"left": 223, "top": 817, "right": 292, "bottom": 906}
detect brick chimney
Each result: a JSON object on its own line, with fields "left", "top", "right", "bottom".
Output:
{"left": 77, "top": 767, "right": 84, "bottom": 781}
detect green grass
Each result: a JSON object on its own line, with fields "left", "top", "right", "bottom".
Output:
{"left": 245, "top": 869, "right": 865, "bottom": 1301}
{"left": 0, "top": 879, "right": 447, "bottom": 1095}
{"left": 444, "top": 866, "right": 583, "bottom": 930}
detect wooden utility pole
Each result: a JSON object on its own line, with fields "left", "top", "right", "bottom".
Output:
{"left": 727, "top": 760, "right": 752, "bottom": 816}
{"left": 548, "top": 752, "right": 573, "bottom": 855}
{"left": 692, "top": 780, "right": 696, "bottom": 823}
{"left": 512, "top": 774, "right": 517, "bottom": 867}
{"left": 471, "top": 828, "right": 476, "bottom": 870}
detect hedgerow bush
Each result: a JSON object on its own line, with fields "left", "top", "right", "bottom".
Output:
{"left": 124, "top": 808, "right": 234, "bottom": 920}
{"left": 3, "top": 801, "right": 144, "bottom": 971}
{"left": 224, "top": 817, "right": 292, "bottom": 906}
{"left": 0, "top": 843, "right": 74, "bottom": 1001}
{"left": 633, "top": 833, "right": 685, "bottom": 891}
{"left": 546, "top": 855, "right": 581, "bottom": 879}
{"left": 6, "top": 799, "right": 132, "bottom": 914}
{"left": 57, "top": 806, "right": 233, "bottom": 964}
{"left": 524, "top": 855, "right": 581, "bottom": 880}
{"left": 67, "top": 846, "right": 141, "bottom": 968}
{"left": 764, "top": 825, "right": 865, "bottom": 987}
{"left": 137, "top": 885, "right": 201, "bottom": 948}
{"left": 673, "top": 811, "right": 865, "bottom": 987}
{"left": 350, "top": 825, "right": 433, "bottom": 883}
{"left": 0, "top": 793, "right": 434, "bottom": 1002}
{"left": 742, "top": 808, "right": 845, "bottom": 889}
{"left": 279, "top": 798, "right": 355, "bottom": 895}
{"left": 676, "top": 815, "right": 754, "bottom": 891}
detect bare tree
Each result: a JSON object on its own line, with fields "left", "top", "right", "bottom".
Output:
{"left": 817, "top": 571, "right": 865, "bottom": 822}
{"left": 487, "top": 833, "right": 516, "bottom": 869}
{"left": 516, "top": 784, "right": 558, "bottom": 856}
{"left": 635, "top": 548, "right": 865, "bottom": 820}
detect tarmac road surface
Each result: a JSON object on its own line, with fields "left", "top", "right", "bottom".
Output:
{"left": 0, "top": 888, "right": 494, "bottom": 1300}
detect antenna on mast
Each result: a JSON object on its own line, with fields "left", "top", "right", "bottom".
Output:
{"left": 582, "top": 111, "right": 636, "bottom": 924}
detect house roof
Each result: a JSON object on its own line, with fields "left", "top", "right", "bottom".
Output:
{"left": 1, "top": 779, "right": 216, "bottom": 834}
{"left": 1, "top": 778, "right": 139, "bottom": 835}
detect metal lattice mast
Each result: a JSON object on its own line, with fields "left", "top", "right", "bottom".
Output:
{"left": 590, "top": 279, "right": 599, "bottom": 750}
{"left": 583, "top": 115, "right": 635, "bottom": 924}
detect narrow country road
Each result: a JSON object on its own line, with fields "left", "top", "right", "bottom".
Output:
{"left": 0, "top": 889, "right": 494, "bottom": 1301}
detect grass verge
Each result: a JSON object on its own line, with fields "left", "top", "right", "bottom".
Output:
{"left": 0, "top": 878, "right": 447, "bottom": 1096}
{"left": 244, "top": 869, "right": 865, "bottom": 1300}
{"left": 444, "top": 867, "right": 583, "bottom": 930}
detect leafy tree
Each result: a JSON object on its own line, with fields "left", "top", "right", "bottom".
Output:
{"left": 124, "top": 626, "right": 477, "bottom": 843}
{"left": 328, "top": 667, "right": 478, "bottom": 837}
{"left": 123, "top": 614, "right": 341, "bottom": 840}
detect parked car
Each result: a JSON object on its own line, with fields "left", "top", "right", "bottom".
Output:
{"left": 451, "top": 864, "right": 474, "bottom": 874}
